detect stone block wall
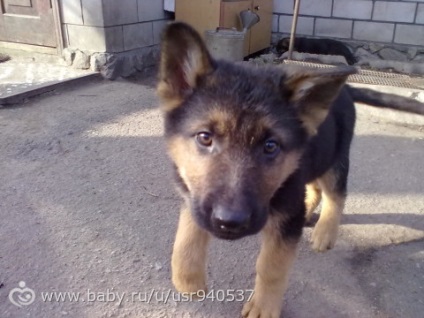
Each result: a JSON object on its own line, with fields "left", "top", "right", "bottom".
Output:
{"left": 58, "top": 0, "right": 171, "bottom": 78}
{"left": 273, "top": 0, "right": 424, "bottom": 47}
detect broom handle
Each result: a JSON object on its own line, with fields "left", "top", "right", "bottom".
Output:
{"left": 288, "top": 0, "right": 301, "bottom": 60}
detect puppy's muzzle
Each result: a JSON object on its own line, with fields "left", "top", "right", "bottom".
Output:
{"left": 211, "top": 205, "right": 251, "bottom": 237}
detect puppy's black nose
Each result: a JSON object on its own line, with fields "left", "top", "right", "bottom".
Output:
{"left": 212, "top": 206, "right": 251, "bottom": 234}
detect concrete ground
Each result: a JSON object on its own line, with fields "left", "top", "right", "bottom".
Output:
{"left": 0, "top": 74, "right": 423, "bottom": 318}
{"left": 0, "top": 48, "right": 94, "bottom": 105}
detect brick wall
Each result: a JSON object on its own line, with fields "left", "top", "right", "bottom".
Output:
{"left": 273, "top": 0, "right": 424, "bottom": 47}
{"left": 58, "top": 0, "right": 171, "bottom": 77}
{"left": 59, "top": 0, "right": 171, "bottom": 53}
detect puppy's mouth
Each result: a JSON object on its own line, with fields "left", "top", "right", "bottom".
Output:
{"left": 211, "top": 231, "right": 246, "bottom": 240}
{"left": 210, "top": 223, "right": 251, "bottom": 240}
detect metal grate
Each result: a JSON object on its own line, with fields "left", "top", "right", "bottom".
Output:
{"left": 282, "top": 60, "right": 424, "bottom": 90}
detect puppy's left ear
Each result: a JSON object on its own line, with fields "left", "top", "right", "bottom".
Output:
{"left": 158, "top": 22, "right": 215, "bottom": 111}
{"left": 282, "top": 66, "right": 357, "bottom": 135}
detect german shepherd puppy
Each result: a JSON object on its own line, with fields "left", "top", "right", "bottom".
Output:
{"left": 157, "top": 22, "right": 424, "bottom": 318}
{"left": 276, "top": 37, "right": 356, "bottom": 65}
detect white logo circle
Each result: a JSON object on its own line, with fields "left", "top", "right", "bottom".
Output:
{"left": 8, "top": 281, "right": 36, "bottom": 308}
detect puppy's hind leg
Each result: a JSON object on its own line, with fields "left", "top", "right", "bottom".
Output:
{"left": 311, "top": 161, "right": 348, "bottom": 252}
{"left": 172, "top": 205, "right": 210, "bottom": 293}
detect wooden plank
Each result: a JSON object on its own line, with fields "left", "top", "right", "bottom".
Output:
{"left": 7, "top": 0, "right": 32, "bottom": 7}
{"left": 4, "top": 0, "right": 37, "bottom": 14}
{"left": 249, "top": 0, "right": 272, "bottom": 53}
{"left": 220, "top": 0, "right": 250, "bottom": 30}
{"left": 176, "top": 0, "right": 221, "bottom": 38}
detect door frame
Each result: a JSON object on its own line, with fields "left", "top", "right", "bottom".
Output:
{"left": 0, "top": 0, "right": 63, "bottom": 55}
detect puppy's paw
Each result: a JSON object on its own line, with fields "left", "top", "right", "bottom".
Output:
{"left": 241, "top": 293, "right": 282, "bottom": 318}
{"left": 311, "top": 218, "right": 339, "bottom": 252}
{"left": 172, "top": 272, "right": 206, "bottom": 294}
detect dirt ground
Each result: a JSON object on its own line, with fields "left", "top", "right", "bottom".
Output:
{"left": 0, "top": 76, "right": 423, "bottom": 318}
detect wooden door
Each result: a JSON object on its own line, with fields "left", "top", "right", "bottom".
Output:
{"left": 176, "top": 0, "right": 221, "bottom": 39}
{"left": 249, "top": 0, "right": 272, "bottom": 53}
{"left": 220, "top": 0, "right": 272, "bottom": 56}
{"left": 0, "top": 0, "right": 57, "bottom": 47}
{"left": 220, "top": 0, "right": 252, "bottom": 56}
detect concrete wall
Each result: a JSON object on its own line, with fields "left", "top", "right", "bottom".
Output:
{"left": 58, "top": 0, "right": 171, "bottom": 78}
{"left": 59, "top": 0, "right": 170, "bottom": 52}
{"left": 273, "top": 0, "right": 424, "bottom": 47}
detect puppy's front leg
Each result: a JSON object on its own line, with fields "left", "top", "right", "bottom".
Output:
{"left": 242, "top": 215, "right": 298, "bottom": 318}
{"left": 172, "top": 205, "right": 210, "bottom": 293}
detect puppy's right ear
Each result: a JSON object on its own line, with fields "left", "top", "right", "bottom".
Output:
{"left": 157, "top": 22, "right": 215, "bottom": 110}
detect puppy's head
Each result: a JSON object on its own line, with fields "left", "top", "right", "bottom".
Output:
{"left": 158, "top": 22, "right": 355, "bottom": 240}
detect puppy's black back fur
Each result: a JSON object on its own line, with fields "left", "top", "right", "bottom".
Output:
{"left": 276, "top": 37, "right": 356, "bottom": 65}
{"left": 303, "top": 88, "right": 355, "bottom": 184}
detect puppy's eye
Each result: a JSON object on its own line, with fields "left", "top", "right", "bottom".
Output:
{"left": 196, "top": 132, "right": 213, "bottom": 147}
{"left": 264, "top": 139, "right": 280, "bottom": 156}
